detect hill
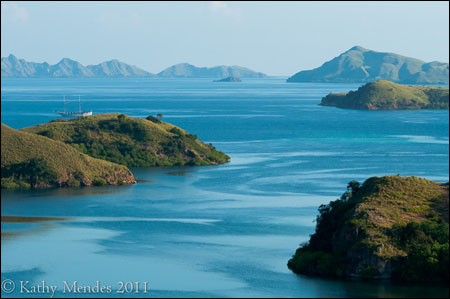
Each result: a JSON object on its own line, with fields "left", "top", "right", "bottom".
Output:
{"left": 157, "top": 63, "right": 267, "bottom": 78}
{"left": 22, "top": 114, "right": 230, "bottom": 167}
{"left": 1, "top": 124, "right": 135, "bottom": 189}
{"left": 320, "top": 80, "right": 449, "bottom": 110}
{"left": 1, "top": 55, "right": 155, "bottom": 78}
{"left": 288, "top": 176, "right": 449, "bottom": 283}
{"left": 86, "top": 59, "right": 155, "bottom": 77}
{"left": 287, "top": 46, "right": 449, "bottom": 84}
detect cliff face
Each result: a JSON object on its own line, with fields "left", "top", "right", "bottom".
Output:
{"left": 287, "top": 46, "right": 449, "bottom": 84}
{"left": 320, "top": 80, "right": 449, "bottom": 110}
{"left": 1, "top": 124, "right": 135, "bottom": 189}
{"left": 288, "top": 176, "right": 449, "bottom": 283}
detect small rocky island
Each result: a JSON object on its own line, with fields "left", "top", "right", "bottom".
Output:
{"left": 288, "top": 176, "right": 449, "bottom": 283}
{"left": 2, "top": 114, "right": 229, "bottom": 189}
{"left": 320, "top": 80, "right": 449, "bottom": 110}
{"left": 213, "top": 76, "right": 242, "bottom": 82}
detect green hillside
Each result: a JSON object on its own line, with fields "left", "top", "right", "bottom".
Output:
{"left": 287, "top": 46, "right": 449, "bottom": 84}
{"left": 288, "top": 176, "right": 449, "bottom": 283}
{"left": 22, "top": 113, "right": 230, "bottom": 167}
{"left": 320, "top": 80, "right": 449, "bottom": 110}
{"left": 1, "top": 124, "right": 135, "bottom": 189}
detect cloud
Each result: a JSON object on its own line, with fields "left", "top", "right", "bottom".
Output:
{"left": 208, "top": 1, "right": 242, "bottom": 20}
{"left": 1, "top": 2, "right": 30, "bottom": 23}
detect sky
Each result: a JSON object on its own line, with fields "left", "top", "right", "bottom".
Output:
{"left": 1, "top": 1, "right": 449, "bottom": 76}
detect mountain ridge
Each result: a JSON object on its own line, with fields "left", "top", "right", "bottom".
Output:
{"left": 157, "top": 62, "right": 267, "bottom": 78}
{"left": 287, "top": 46, "right": 449, "bottom": 84}
{"left": 1, "top": 55, "right": 267, "bottom": 78}
{"left": 1, "top": 54, "right": 154, "bottom": 78}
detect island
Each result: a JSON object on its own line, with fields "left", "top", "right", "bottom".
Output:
{"left": 288, "top": 176, "right": 449, "bottom": 283}
{"left": 320, "top": 80, "right": 449, "bottom": 110}
{"left": 2, "top": 114, "right": 229, "bottom": 189}
{"left": 286, "top": 46, "right": 449, "bottom": 84}
{"left": 22, "top": 113, "right": 230, "bottom": 167}
{"left": 1, "top": 124, "right": 135, "bottom": 189}
{"left": 213, "top": 76, "right": 242, "bottom": 82}
{"left": 157, "top": 63, "right": 266, "bottom": 78}
{"left": 1, "top": 55, "right": 268, "bottom": 79}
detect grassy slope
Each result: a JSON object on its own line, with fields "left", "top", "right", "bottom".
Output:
{"left": 22, "top": 113, "right": 230, "bottom": 167}
{"left": 320, "top": 80, "right": 449, "bottom": 110}
{"left": 1, "top": 124, "right": 134, "bottom": 188}
{"left": 288, "top": 176, "right": 449, "bottom": 282}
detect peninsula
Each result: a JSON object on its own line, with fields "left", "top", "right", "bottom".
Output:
{"left": 320, "top": 80, "right": 449, "bottom": 110}
{"left": 288, "top": 176, "right": 449, "bottom": 283}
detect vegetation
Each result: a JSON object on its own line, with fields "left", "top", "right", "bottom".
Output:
{"left": 1, "top": 124, "right": 135, "bottom": 189}
{"left": 288, "top": 176, "right": 449, "bottom": 283}
{"left": 320, "top": 80, "right": 449, "bottom": 110}
{"left": 146, "top": 115, "right": 161, "bottom": 123}
{"left": 22, "top": 113, "right": 230, "bottom": 168}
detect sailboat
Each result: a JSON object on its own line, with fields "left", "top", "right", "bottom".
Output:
{"left": 57, "top": 96, "right": 93, "bottom": 118}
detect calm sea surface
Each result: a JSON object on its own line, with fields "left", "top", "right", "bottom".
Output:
{"left": 1, "top": 78, "right": 449, "bottom": 298}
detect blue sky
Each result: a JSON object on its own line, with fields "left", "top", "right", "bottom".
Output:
{"left": 1, "top": 1, "right": 449, "bottom": 76}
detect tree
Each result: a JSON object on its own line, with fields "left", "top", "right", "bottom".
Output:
{"left": 347, "top": 180, "right": 361, "bottom": 194}
{"left": 157, "top": 113, "right": 163, "bottom": 121}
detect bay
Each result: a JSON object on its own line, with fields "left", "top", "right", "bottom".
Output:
{"left": 1, "top": 78, "right": 449, "bottom": 298}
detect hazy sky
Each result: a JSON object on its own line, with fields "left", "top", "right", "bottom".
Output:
{"left": 1, "top": 1, "right": 449, "bottom": 76}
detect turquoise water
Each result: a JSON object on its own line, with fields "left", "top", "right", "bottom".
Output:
{"left": 1, "top": 78, "right": 449, "bottom": 298}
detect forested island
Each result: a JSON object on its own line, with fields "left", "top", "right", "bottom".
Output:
{"left": 320, "top": 80, "right": 449, "bottom": 110}
{"left": 2, "top": 114, "right": 229, "bottom": 189}
{"left": 288, "top": 176, "right": 449, "bottom": 283}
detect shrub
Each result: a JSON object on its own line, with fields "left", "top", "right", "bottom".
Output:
{"left": 146, "top": 115, "right": 161, "bottom": 123}
{"left": 1, "top": 158, "right": 58, "bottom": 188}
{"left": 169, "top": 127, "right": 184, "bottom": 136}
{"left": 92, "top": 178, "right": 107, "bottom": 186}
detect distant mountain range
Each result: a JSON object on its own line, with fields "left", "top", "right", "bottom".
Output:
{"left": 287, "top": 46, "right": 449, "bottom": 84}
{"left": 1, "top": 55, "right": 267, "bottom": 78}
{"left": 1, "top": 55, "right": 155, "bottom": 78}
{"left": 157, "top": 63, "right": 266, "bottom": 78}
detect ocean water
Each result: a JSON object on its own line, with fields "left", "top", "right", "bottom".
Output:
{"left": 1, "top": 78, "right": 449, "bottom": 298}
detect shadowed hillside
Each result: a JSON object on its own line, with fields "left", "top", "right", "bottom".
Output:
{"left": 1, "top": 124, "right": 135, "bottom": 189}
